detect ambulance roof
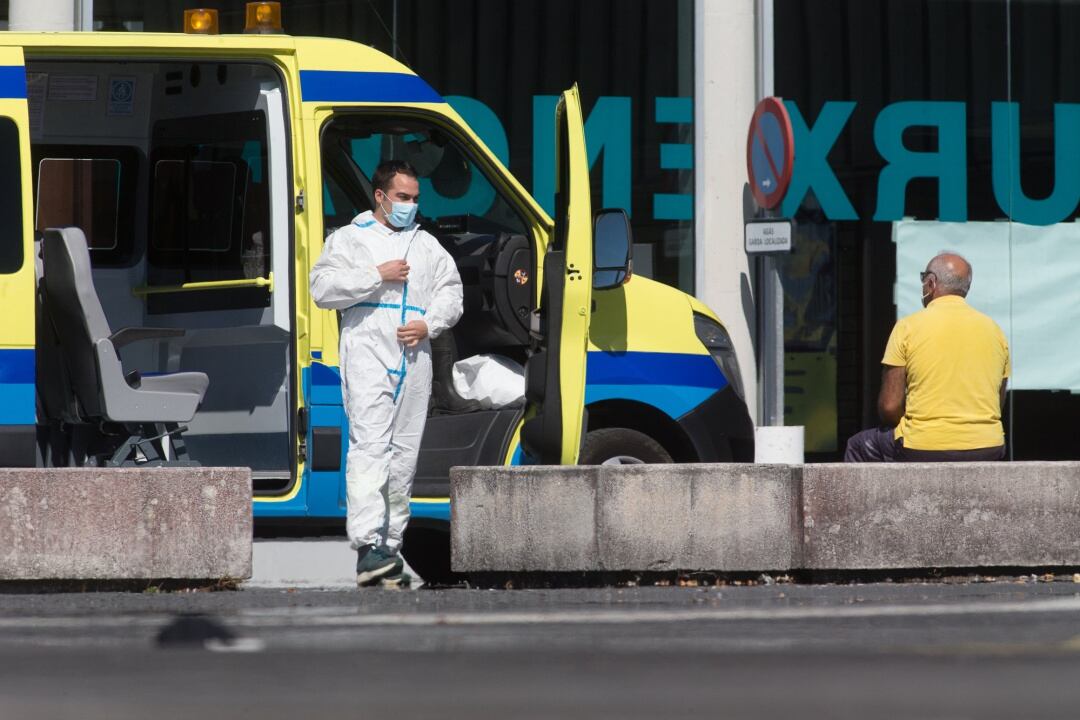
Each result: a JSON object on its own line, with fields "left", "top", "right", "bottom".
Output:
{"left": 0, "top": 32, "right": 415, "bottom": 77}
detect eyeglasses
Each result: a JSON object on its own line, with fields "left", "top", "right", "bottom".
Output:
{"left": 920, "top": 271, "right": 935, "bottom": 283}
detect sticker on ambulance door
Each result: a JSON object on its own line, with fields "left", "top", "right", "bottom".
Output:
{"left": 48, "top": 74, "right": 98, "bottom": 102}
{"left": 108, "top": 77, "right": 136, "bottom": 115}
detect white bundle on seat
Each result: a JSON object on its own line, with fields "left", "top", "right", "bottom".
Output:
{"left": 451, "top": 354, "right": 526, "bottom": 410}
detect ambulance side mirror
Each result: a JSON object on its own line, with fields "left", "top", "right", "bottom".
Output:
{"left": 592, "top": 208, "right": 633, "bottom": 290}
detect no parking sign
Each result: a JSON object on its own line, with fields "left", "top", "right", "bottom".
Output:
{"left": 746, "top": 97, "right": 794, "bottom": 210}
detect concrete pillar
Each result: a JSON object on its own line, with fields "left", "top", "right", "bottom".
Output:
{"left": 9, "top": 0, "right": 91, "bottom": 31}
{"left": 694, "top": 0, "right": 760, "bottom": 421}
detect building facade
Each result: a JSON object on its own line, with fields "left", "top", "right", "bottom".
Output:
{"left": 12, "top": 0, "right": 1075, "bottom": 460}
{"left": 774, "top": 0, "right": 1080, "bottom": 460}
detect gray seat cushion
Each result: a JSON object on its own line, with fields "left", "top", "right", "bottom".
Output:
{"left": 139, "top": 372, "right": 211, "bottom": 399}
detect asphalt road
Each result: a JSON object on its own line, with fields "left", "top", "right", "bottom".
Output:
{"left": 2, "top": 580, "right": 1080, "bottom": 719}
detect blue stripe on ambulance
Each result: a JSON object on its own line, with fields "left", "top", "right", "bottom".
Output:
{"left": 508, "top": 351, "right": 728, "bottom": 466}
{"left": 254, "top": 363, "right": 341, "bottom": 517}
{"left": 305, "top": 363, "right": 346, "bottom": 516}
{"left": 259, "top": 351, "right": 728, "bottom": 517}
{"left": 0, "top": 67, "right": 26, "bottom": 100}
{"left": 299, "top": 70, "right": 443, "bottom": 104}
{"left": 0, "top": 349, "right": 35, "bottom": 425}
{"left": 584, "top": 351, "right": 728, "bottom": 419}
{"left": 411, "top": 500, "right": 450, "bottom": 523}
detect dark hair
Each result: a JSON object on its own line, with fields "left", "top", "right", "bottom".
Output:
{"left": 372, "top": 160, "right": 419, "bottom": 193}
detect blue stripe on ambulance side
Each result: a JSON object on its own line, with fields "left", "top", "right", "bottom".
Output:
{"left": 0, "top": 384, "right": 34, "bottom": 424}
{"left": 0, "top": 349, "right": 35, "bottom": 424}
{"left": 585, "top": 351, "right": 727, "bottom": 419}
{"left": 584, "top": 383, "right": 715, "bottom": 420}
{"left": 300, "top": 70, "right": 443, "bottom": 104}
{"left": 0, "top": 67, "right": 26, "bottom": 100}
{"left": 587, "top": 351, "right": 726, "bottom": 388}
{"left": 308, "top": 362, "right": 343, "bottom": 405}
{"left": 0, "top": 349, "right": 34, "bottom": 383}
{"left": 307, "top": 352, "right": 726, "bottom": 419}
{"left": 410, "top": 500, "right": 450, "bottom": 523}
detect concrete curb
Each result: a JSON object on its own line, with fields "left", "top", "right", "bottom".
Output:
{"left": 247, "top": 538, "right": 423, "bottom": 589}
{"left": 451, "top": 462, "right": 1080, "bottom": 573}
{"left": 0, "top": 467, "right": 252, "bottom": 580}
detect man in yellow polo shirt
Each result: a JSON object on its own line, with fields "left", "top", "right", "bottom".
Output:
{"left": 844, "top": 252, "right": 1010, "bottom": 462}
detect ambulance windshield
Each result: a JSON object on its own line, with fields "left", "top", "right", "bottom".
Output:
{"left": 321, "top": 116, "right": 526, "bottom": 236}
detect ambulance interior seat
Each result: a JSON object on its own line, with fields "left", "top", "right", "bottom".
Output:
{"left": 427, "top": 217, "right": 532, "bottom": 414}
{"left": 40, "top": 227, "right": 210, "bottom": 467}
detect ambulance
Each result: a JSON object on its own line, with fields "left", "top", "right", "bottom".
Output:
{"left": 0, "top": 5, "right": 753, "bottom": 577}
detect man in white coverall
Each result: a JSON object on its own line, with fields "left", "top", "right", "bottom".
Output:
{"left": 310, "top": 160, "right": 463, "bottom": 587}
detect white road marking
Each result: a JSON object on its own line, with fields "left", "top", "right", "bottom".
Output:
{"left": 2, "top": 594, "right": 1080, "bottom": 632}
{"left": 241, "top": 594, "right": 1080, "bottom": 627}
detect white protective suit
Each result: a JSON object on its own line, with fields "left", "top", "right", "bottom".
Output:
{"left": 310, "top": 210, "right": 463, "bottom": 551}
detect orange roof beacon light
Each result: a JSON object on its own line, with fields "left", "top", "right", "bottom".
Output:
{"left": 245, "top": 2, "right": 283, "bottom": 34}
{"left": 183, "top": 8, "right": 220, "bottom": 34}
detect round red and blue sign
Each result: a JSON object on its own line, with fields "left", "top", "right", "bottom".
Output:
{"left": 746, "top": 97, "right": 795, "bottom": 210}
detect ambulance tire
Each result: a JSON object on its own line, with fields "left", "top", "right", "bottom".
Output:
{"left": 579, "top": 428, "right": 672, "bottom": 466}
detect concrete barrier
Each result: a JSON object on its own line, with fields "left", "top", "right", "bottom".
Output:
{"left": 0, "top": 467, "right": 252, "bottom": 581}
{"left": 451, "top": 464, "right": 799, "bottom": 572}
{"left": 451, "top": 462, "right": 1080, "bottom": 573}
{"left": 801, "top": 462, "right": 1080, "bottom": 570}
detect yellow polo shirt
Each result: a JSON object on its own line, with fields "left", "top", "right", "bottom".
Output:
{"left": 882, "top": 295, "right": 1010, "bottom": 451}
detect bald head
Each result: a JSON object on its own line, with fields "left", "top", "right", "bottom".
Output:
{"left": 925, "top": 252, "right": 972, "bottom": 298}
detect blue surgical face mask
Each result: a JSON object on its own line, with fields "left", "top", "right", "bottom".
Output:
{"left": 380, "top": 196, "right": 418, "bottom": 228}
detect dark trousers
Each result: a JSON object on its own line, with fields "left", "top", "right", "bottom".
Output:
{"left": 844, "top": 426, "right": 1005, "bottom": 462}
{"left": 844, "top": 426, "right": 901, "bottom": 462}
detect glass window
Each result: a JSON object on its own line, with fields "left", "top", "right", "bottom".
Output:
{"left": 129, "top": 1, "right": 696, "bottom": 292}
{"left": 321, "top": 115, "right": 527, "bottom": 237}
{"left": 31, "top": 145, "right": 139, "bottom": 266}
{"left": 36, "top": 159, "right": 121, "bottom": 251}
{"left": 773, "top": 0, "right": 1080, "bottom": 461}
{"left": 775, "top": 0, "right": 1010, "bottom": 458}
{"left": 152, "top": 159, "right": 237, "bottom": 252}
{"left": 0, "top": 119, "right": 22, "bottom": 274}
{"left": 148, "top": 110, "right": 270, "bottom": 281}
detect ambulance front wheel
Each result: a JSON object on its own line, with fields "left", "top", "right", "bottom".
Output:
{"left": 579, "top": 428, "right": 673, "bottom": 466}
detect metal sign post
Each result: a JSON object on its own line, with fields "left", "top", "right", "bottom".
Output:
{"left": 745, "top": 216, "right": 791, "bottom": 428}
{"left": 747, "top": 215, "right": 788, "bottom": 428}
{"left": 745, "top": 97, "right": 795, "bottom": 429}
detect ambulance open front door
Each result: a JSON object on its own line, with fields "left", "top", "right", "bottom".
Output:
{"left": 520, "top": 85, "right": 593, "bottom": 465}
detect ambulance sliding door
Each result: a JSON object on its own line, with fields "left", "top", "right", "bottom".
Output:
{"left": 138, "top": 61, "right": 293, "bottom": 488}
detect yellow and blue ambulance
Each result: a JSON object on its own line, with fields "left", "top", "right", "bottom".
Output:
{"left": 0, "top": 5, "right": 753, "bottom": 573}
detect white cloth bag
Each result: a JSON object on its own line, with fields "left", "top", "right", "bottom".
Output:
{"left": 451, "top": 354, "right": 526, "bottom": 409}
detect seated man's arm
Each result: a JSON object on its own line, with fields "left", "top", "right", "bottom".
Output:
{"left": 877, "top": 364, "right": 906, "bottom": 427}
{"left": 1000, "top": 379, "right": 1008, "bottom": 416}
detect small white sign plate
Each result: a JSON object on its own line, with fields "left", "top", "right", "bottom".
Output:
{"left": 745, "top": 219, "right": 793, "bottom": 255}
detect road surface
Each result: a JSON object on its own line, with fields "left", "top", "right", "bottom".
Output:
{"left": 1, "top": 579, "right": 1079, "bottom": 718}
